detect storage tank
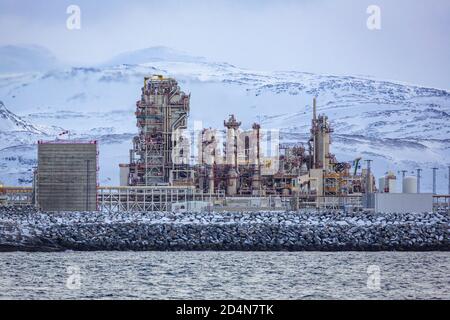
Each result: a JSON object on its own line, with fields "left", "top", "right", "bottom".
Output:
{"left": 388, "top": 178, "right": 397, "bottom": 193}
{"left": 385, "top": 171, "right": 397, "bottom": 193}
{"left": 379, "top": 172, "right": 397, "bottom": 193}
{"left": 402, "top": 176, "right": 417, "bottom": 193}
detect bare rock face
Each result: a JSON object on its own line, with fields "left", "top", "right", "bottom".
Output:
{"left": 0, "top": 206, "right": 449, "bottom": 251}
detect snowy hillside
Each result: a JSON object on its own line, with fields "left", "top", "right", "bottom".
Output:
{"left": 0, "top": 101, "right": 45, "bottom": 134}
{"left": 0, "top": 46, "right": 449, "bottom": 192}
{"left": 0, "top": 101, "right": 56, "bottom": 184}
{"left": 0, "top": 100, "right": 66, "bottom": 148}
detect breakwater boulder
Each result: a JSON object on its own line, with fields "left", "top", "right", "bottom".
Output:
{"left": 0, "top": 206, "right": 448, "bottom": 251}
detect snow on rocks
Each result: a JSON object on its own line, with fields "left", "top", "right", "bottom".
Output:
{"left": 0, "top": 206, "right": 448, "bottom": 251}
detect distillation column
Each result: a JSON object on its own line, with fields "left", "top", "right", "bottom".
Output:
{"left": 251, "top": 123, "right": 262, "bottom": 195}
{"left": 224, "top": 115, "right": 241, "bottom": 195}
{"left": 311, "top": 98, "right": 332, "bottom": 171}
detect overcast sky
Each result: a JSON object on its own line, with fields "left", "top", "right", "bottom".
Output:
{"left": 0, "top": 0, "right": 449, "bottom": 89}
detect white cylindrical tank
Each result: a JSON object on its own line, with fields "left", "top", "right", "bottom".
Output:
{"left": 388, "top": 178, "right": 397, "bottom": 193}
{"left": 402, "top": 176, "right": 417, "bottom": 193}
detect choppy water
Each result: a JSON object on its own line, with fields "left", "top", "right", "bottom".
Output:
{"left": 0, "top": 251, "right": 449, "bottom": 299}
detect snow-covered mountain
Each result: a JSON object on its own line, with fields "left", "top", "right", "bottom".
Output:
{"left": 0, "top": 100, "right": 54, "bottom": 185}
{"left": 0, "top": 46, "right": 449, "bottom": 192}
{"left": 0, "top": 101, "right": 45, "bottom": 134}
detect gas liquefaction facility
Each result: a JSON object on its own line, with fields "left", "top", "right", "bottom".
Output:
{"left": 1, "top": 75, "right": 449, "bottom": 213}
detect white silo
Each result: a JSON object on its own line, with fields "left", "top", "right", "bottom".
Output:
{"left": 388, "top": 178, "right": 397, "bottom": 193}
{"left": 378, "top": 172, "right": 397, "bottom": 193}
{"left": 386, "top": 171, "right": 397, "bottom": 193}
{"left": 402, "top": 176, "right": 417, "bottom": 193}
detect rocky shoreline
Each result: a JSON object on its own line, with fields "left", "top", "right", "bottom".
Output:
{"left": 0, "top": 206, "right": 448, "bottom": 252}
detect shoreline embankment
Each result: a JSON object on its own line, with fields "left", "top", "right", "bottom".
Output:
{"left": 0, "top": 206, "right": 448, "bottom": 252}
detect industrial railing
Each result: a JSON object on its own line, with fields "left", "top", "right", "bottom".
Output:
{"left": 1, "top": 186, "right": 448, "bottom": 213}
{"left": 97, "top": 186, "right": 226, "bottom": 212}
{"left": 0, "top": 187, "right": 33, "bottom": 206}
{"left": 433, "top": 195, "right": 450, "bottom": 212}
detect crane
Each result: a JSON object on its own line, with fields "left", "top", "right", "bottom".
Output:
{"left": 353, "top": 157, "right": 362, "bottom": 176}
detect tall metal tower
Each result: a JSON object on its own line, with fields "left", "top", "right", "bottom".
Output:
{"left": 432, "top": 167, "right": 438, "bottom": 194}
{"left": 363, "top": 159, "right": 373, "bottom": 209}
{"left": 416, "top": 168, "right": 422, "bottom": 193}
{"left": 401, "top": 170, "right": 407, "bottom": 179}
{"left": 364, "top": 159, "right": 373, "bottom": 194}
{"left": 311, "top": 98, "right": 333, "bottom": 171}
{"left": 448, "top": 166, "right": 450, "bottom": 195}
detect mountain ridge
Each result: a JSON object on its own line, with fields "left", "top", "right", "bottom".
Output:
{"left": 0, "top": 101, "right": 46, "bottom": 134}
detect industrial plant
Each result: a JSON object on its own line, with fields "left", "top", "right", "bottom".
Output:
{"left": 0, "top": 75, "right": 449, "bottom": 213}
{"left": 115, "top": 75, "right": 374, "bottom": 211}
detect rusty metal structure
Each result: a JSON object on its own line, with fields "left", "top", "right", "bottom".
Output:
{"left": 113, "top": 75, "right": 381, "bottom": 210}
{"left": 125, "top": 75, "right": 191, "bottom": 186}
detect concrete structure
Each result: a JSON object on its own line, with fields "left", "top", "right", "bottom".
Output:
{"left": 36, "top": 141, "right": 98, "bottom": 211}
{"left": 171, "top": 201, "right": 211, "bottom": 213}
{"left": 371, "top": 193, "right": 433, "bottom": 213}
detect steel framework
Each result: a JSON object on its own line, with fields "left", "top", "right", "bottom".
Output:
{"left": 128, "top": 75, "right": 190, "bottom": 186}
{"left": 98, "top": 186, "right": 225, "bottom": 212}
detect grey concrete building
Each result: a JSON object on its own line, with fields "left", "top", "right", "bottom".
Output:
{"left": 36, "top": 141, "right": 98, "bottom": 211}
